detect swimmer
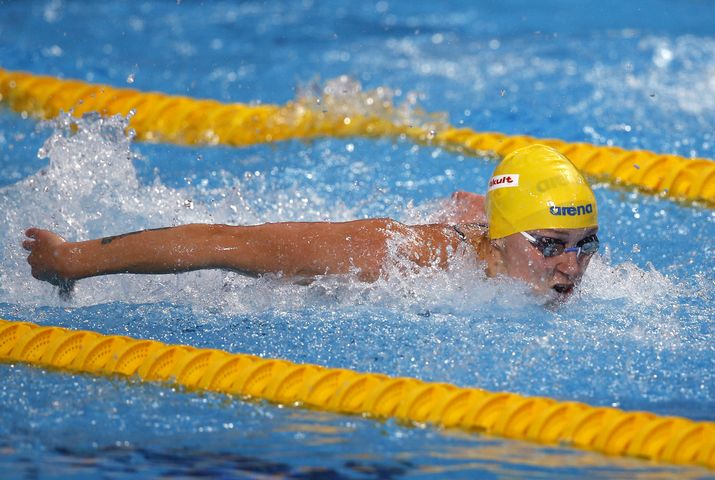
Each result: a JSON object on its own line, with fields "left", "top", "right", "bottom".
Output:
{"left": 23, "top": 144, "right": 599, "bottom": 300}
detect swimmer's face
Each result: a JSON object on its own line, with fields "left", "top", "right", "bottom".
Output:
{"left": 495, "top": 227, "right": 599, "bottom": 299}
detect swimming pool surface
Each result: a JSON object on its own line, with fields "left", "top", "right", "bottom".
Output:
{"left": 1, "top": 1, "right": 714, "bottom": 478}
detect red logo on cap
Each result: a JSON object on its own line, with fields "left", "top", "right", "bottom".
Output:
{"left": 488, "top": 174, "right": 520, "bottom": 191}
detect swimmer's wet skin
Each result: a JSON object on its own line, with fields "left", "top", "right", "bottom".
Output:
{"left": 23, "top": 144, "right": 598, "bottom": 303}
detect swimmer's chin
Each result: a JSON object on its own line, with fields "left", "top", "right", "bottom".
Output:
{"left": 491, "top": 276, "right": 577, "bottom": 308}
{"left": 541, "top": 283, "right": 576, "bottom": 308}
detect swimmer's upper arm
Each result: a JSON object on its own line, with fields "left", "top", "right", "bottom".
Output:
{"left": 395, "top": 224, "right": 463, "bottom": 270}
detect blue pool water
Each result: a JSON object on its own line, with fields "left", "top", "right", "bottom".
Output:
{"left": 1, "top": 1, "right": 714, "bottom": 478}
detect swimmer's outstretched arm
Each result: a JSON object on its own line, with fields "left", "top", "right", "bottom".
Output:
{"left": 23, "top": 220, "right": 459, "bottom": 286}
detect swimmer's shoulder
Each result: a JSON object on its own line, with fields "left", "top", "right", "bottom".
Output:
{"left": 401, "top": 222, "right": 488, "bottom": 251}
{"left": 452, "top": 223, "right": 489, "bottom": 258}
{"left": 452, "top": 222, "right": 488, "bottom": 239}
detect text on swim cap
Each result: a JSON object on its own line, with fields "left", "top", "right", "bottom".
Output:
{"left": 488, "top": 174, "right": 519, "bottom": 191}
{"left": 549, "top": 204, "right": 594, "bottom": 216}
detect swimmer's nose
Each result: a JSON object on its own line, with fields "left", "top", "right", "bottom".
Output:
{"left": 556, "top": 250, "right": 583, "bottom": 279}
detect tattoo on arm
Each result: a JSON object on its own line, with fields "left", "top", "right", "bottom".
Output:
{"left": 100, "top": 227, "right": 172, "bottom": 245}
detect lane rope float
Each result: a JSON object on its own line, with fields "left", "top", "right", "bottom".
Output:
{"left": 0, "top": 67, "right": 713, "bottom": 207}
{"left": 1, "top": 318, "right": 713, "bottom": 470}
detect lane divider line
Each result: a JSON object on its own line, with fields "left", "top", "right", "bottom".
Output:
{"left": 1, "top": 318, "right": 713, "bottom": 470}
{"left": 0, "top": 67, "right": 713, "bottom": 206}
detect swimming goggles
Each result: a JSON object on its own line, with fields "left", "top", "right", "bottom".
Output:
{"left": 520, "top": 232, "right": 600, "bottom": 258}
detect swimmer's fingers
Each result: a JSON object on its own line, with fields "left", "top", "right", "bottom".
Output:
{"left": 22, "top": 228, "right": 40, "bottom": 251}
{"left": 25, "top": 227, "right": 64, "bottom": 241}
{"left": 23, "top": 228, "right": 65, "bottom": 250}
{"left": 24, "top": 227, "right": 48, "bottom": 241}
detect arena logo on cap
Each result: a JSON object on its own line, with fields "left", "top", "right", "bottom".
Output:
{"left": 548, "top": 203, "right": 593, "bottom": 216}
{"left": 488, "top": 174, "right": 519, "bottom": 191}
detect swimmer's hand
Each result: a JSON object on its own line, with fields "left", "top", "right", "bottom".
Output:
{"left": 23, "top": 228, "right": 75, "bottom": 299}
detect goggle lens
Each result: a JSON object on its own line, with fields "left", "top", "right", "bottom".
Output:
{"left": 577, "top": 236, "right": 600, "bottom": 255}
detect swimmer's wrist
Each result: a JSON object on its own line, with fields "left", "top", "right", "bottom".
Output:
{"left": 55, "top": 241, "right": 93, "bottom": 280}
{"left": 53, "top": 242, "right": 78, "bottom": 280}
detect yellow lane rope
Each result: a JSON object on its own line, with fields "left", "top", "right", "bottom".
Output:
{"left": 1, "top": 318, "right": 713, "bottom": 470}
{"left": 1, "top": 68, "right": 713, "bottom": 206}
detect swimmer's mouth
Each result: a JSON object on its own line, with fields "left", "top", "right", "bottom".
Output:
{"left": 552, "top": 284, "right": 574, "bottom": 295}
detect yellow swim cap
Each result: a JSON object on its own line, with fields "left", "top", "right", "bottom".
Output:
{"left": 486, "top": 144, "right": 598, "bottom": 239}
